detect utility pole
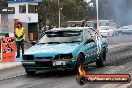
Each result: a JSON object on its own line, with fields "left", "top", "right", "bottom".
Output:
{"left": 96, "top": 0, "right": 99, "bottom": 29}
{"left": 58, "top": 0, "right": 60, "bottom": 28}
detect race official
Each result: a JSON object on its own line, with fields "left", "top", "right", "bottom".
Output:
{"left": 15, "top": 22, "right": 25, "bottom": 58}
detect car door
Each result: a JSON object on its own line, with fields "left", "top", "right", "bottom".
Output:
{"left": 88, "top": 28, "right": 101, "bottom": 62}
{"left": 85, "top": 39, "right": 97, "bottom": 63}
{"left": 84, "top": 29, "right": 98, "bottom": 63}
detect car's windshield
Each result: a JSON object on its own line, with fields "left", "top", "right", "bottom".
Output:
{"left": 38, "top": 29, "right": 83, "bottom": 44}
{"left": 99, "top": 26, "right": 109, "bottom": 30}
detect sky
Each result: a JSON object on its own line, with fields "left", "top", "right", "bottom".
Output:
{"left": 85, "top": 0, "right": 91, "bottom": 3}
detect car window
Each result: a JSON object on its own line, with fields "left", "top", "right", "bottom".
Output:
{"left": 85, "top": 29, "right": 91, "bottom": 41}
{"left": 99, "top": 26, "right": 109, "bottom": 30}
{"left": 38, "top": 30, "right": 83, "bottom": 44}
{"left": 88, "top": 28, "right": 97, "bottom": 42}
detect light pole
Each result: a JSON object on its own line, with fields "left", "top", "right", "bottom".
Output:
{"left": 96, "top": 0, "right": 99, "bottom": 29}
{"left": 58, "top": 0, "right": 60, "bottom": 28}
{"left": 89, "top": 0, "right": 99, "bottom": 29}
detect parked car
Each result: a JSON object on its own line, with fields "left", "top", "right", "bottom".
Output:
{"left": 22, "top": 27, "right": 108, "bottom": 75}
{"left": 118, "top": 26, "right": 132, "bottom": 35}
{"left": 99, "top": 26, "right": 117, "bottom": 37}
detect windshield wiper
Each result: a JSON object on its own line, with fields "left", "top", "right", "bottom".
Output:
{"left": 37, "top": 43, "right": 46, "bottom": 45}
{"left": 38, "top": 42, "right": 61, "bottom": 44}
{"left": 63, "top": 41, "right": 81, "bottom": 43}
{"left": 46, "top": 42, "right": 60, "bottom": 44}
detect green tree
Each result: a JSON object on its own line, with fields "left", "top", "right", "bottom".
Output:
{"left": 38, "top": 0, "right": 89, "bottom": 28}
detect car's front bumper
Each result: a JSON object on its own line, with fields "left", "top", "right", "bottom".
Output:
{"left": 22, "top": 59, "right": 76, "bottom": 71}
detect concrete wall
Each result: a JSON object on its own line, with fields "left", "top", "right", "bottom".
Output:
{"left": 8, "top": 2, "right": 38, "bottom": 23}
{"left": 8, "top": 2, "right": 39, "bottom": 41}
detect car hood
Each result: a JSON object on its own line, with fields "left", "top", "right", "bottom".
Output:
{"left": 24, "top": 43, "right": 80, "bottom": 56}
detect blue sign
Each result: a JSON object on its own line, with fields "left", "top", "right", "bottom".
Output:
{"left": 6, "top": 0, "right": 42, "bottom": 2}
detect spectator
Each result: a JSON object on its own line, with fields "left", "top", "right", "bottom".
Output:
{"left": 15, "top": 22, "right": 25, "bottom": 58}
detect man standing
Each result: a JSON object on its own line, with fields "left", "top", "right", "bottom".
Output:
{"left": 15, "top": 22, "right": 25, "bottom": 58}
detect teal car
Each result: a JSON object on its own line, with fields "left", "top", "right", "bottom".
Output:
{"left": 22, "top": 27, "right": 108, "bottom": 75}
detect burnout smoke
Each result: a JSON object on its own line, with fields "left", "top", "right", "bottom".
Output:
{"left": 98, "top": 0, "right": 132, "bottom": 26}
{"left": 110, "top": 0, "right": 132, "bottom": 26}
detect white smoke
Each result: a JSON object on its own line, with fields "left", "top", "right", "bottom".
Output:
{"left": 110, "top": 0, "right": 132, "bottom": 26}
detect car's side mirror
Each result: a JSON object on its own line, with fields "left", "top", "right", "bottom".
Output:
{"left": 85, "top": 39, "right": 95, "bottom": 44}
{"left": 31, "top": 41, "right": 36, "bottom": 46}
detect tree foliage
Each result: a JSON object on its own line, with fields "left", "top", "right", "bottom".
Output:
{"left": 38, "top": 0, "right": 89, "bottom": 27}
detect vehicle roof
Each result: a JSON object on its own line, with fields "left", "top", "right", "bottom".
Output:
{"left": 122, "top": 26, "right": 130, "bottom": 28}
{"left": 46, "top": 27, "right": 94, "bottom": 32}
{"left": 99, "top": 26, "right": 110, "bottom": 29}
{"left": 99, "top": 26, "right": 109, "bottom": 27}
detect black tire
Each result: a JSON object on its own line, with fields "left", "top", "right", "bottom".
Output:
{"left": 112, "top": 33, "right": 114, "bottom": 37}
{"left": 96, "top": 50, "right": 106, "bottom": 67}
{"left": 76, "top": 76, "right": 87, "bottom": 85}
{"left": 116, "top": 32, "right": 118, "bottom": 36}
{"left": 25, "top": 70, "right": 36, "bottom": 76}
{"left": 103, "top": 50, "right": 106, "bottom": 61}
{"left": 73, "top": 54, "right": 85, "bottom": 73}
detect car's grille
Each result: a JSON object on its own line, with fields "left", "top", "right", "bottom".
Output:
{"left": 36, "top": 57, "right": 43, "bottom": 59}
{"left": 23, "top": 55, "right": 34, "bottom": 60}
{"left": 54, "top": 53, "right": 73, "bottom": 60}
{"left": 36, "top": 57, "right": 53, "bottom": 59}
{"left": 36, "top": 61, "right": 53, "bottom": 67}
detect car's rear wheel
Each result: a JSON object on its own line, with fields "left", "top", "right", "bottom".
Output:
{"left": 122, "top": 33, "right": 124, "bottom": 35}
{"left": 115, "top": 32, "right": 118, "bottom": 36}
{"left": 111, "top": 33, "right": 114, "bottom": 37}
{"left": 73, "top": 54, "right": 85, "bottom": 73}
{"left": 96, "top": 50, "right": 106, "bottom": 67}
{"left": 25, "top": 70, "right": 36, "bottom": 76}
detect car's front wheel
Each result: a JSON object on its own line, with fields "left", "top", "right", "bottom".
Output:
{"left": 115, "top": 32, "right": 118, "bottom": 36}
{"left": 96, "top": 50, "right": 106, "bottom": 67}
{"left": 73, "top": 54, "right": 85, "bottom": 73}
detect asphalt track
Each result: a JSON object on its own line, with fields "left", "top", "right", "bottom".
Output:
{"left": 0, "top": 34, "right": 132, "bottom": 88}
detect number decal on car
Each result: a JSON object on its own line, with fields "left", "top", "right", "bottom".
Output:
{"left": 96, "top": 35, "right": 102, "bottom": 53}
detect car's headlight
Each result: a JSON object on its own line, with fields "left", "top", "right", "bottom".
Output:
{"left": 54, "top": 53, "right": 73, "bottom": 60}
{"left": 23, "top": 55, "right": 34, "bottom": 60}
